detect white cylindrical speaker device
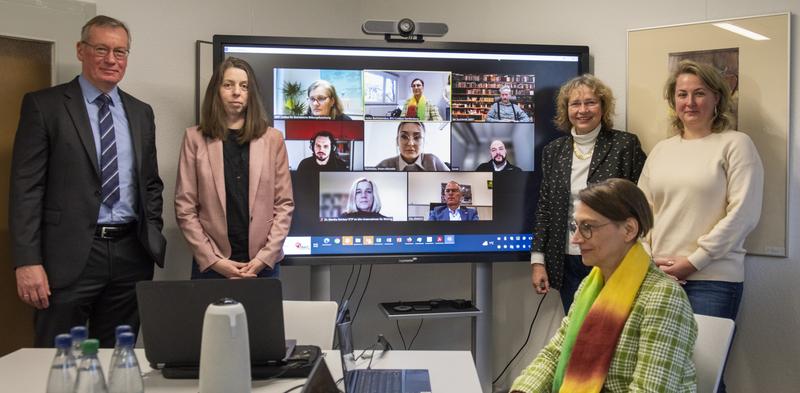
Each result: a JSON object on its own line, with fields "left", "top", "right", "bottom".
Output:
{"left": 199, "top": 298, "right": 251, "bottom": 393}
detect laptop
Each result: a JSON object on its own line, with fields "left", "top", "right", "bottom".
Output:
{"left": 300, "top": 357, "right": 340, "bottom": 393}
{"left": 136, "top": 278, "right": 289, "bottom": 377}
{"left": 335, "top": 320, "right": 431, "bottom": 393}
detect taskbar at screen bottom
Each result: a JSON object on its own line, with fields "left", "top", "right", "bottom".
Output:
{"left": 283, "top": 234, "right": 532, "bottom": 255}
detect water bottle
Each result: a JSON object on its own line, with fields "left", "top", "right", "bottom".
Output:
{"left": 70, "top": 326, "right": 88, "bottom": 359}
{"left": 107, "top": 325, "right": 133, "bottom": 381}
{"left": 45, "top": 333, "right": 76, "bottom": 393}
{"left": 74, "top": 339, "right": 108, "bottom": 393}
{"left": 107, "top": 332, "right": 144, "bottom": 393}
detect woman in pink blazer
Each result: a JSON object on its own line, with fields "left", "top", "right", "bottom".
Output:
{"left": 175, "top": 57, "right": 294, "bottom": 279}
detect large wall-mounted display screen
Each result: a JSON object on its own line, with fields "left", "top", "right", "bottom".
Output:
{"left": 213, "top": 36, "right": 589, "bottom": 264}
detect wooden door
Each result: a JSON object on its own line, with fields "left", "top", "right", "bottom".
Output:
{"left": 0, "top": 35, "right": 52, "bottom": 355}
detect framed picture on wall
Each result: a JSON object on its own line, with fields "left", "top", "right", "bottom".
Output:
{"left": 195, "top": 40, "right": 213, "bottom": 124}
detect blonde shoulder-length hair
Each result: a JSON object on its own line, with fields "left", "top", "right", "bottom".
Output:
{"left": 343, "top": 177, "right": 382, "bottom": 214}
{"left": 553, "top": 74, "right": 616, "bottom": 132}
{"left": 306, "top": 80, "right": 345, "bottom": 119}
{"left": 663, "top": 60, "right": 734, "bottom": 133}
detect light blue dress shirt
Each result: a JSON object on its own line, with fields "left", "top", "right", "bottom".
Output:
{"left": 78, "top": 75, "right": 138, "bottom": 224}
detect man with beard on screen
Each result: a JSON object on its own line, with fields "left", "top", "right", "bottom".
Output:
{"left": 297, "top": 130, "right": 348, "bottom": 172}
{"left": 475, "top": 139, "right": 521, "bottom": 172}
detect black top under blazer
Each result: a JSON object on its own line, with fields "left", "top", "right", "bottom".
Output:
{"left": 531, "top": 127, "right": 646, "bottom": 290}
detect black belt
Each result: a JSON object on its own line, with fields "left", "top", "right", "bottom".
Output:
{"left": 95, "top": 222, "right": 136, "bottom": 239}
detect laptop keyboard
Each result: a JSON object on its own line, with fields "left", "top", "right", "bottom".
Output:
{"left": 352, "top": 370, "right": 403, "bottom": 393}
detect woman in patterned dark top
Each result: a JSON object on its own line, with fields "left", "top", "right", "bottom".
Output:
{"left": 530, "top": 74, "right": 646, "bottom": 313}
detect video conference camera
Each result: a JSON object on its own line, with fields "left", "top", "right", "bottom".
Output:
{"left": 362, "top": 18, "right": 448, "bottom": 42}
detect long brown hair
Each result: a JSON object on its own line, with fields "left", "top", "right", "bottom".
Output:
{"left": 199, "top": 57, "right": 268, "bottom": 143}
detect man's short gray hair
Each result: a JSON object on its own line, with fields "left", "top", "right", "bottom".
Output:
{"left": 81, "top": 15, "right": 131, "bottom": 47}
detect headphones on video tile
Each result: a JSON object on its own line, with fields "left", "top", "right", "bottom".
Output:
{"left": 309, "top": 130, "right": 338, "bottom": 154}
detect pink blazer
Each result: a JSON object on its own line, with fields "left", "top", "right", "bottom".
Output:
{"left": 175, "top": 126, "right": 294, "bottom": 271}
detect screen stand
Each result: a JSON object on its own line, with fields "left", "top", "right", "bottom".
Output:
{"left": 311, "top": 262, "right": 492, "bottom": 392}
{"left": 473, "top": 262, "right": 492, "bottom": 393}
{"left": 310, "top": 265, "right": 331, "bottom": 301}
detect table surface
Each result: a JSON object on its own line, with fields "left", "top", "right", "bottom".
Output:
{"left": 0, "top": 348, "right": 482, "bottom": 392}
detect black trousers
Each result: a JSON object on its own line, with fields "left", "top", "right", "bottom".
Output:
{"left": 34, "top": 232, "right": 154, "bottom": 348}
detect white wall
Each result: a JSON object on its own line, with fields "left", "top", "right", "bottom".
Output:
{"left": 5, "top": 1, "right": 798, "bottom": 392}
{"left": 0, "top": 0, "right": 95, "bottom": 82}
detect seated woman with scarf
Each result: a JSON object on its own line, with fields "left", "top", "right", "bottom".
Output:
{"left": 400, "top": 78, "right": 442, "bottom": 121}
{"left": 511, "top": 178, "right": 697, "bottom": 393}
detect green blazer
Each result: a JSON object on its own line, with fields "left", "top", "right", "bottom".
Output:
{"left": 512, "top": 263, "right": 698, "bottom": 392}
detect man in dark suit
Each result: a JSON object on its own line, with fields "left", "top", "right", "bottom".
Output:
{"left": 475, "top": 139, "right": 522, "bottom": 172}
{"left": 9, "top": 15, "right": 166, "bottom": 347}
{"left": 428, "top": 181, "right": 479, "bottom": 221}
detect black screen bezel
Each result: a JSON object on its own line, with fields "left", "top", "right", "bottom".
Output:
{"left": 212, "top": 35, "right": 590, "bottom": 265}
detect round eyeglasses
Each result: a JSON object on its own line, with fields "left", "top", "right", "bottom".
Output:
{"left": 81, "top": 41, "right": 129, "bottom": 60}
{"left": 569, "top": 220, "right": 612, "bottom": 239}
{"left": 308, "top": 96, "right": 330, "bottom": 104}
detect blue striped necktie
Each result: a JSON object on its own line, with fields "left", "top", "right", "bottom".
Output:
{"left": 96, "top": 94, "right": 120, "bottom": 207}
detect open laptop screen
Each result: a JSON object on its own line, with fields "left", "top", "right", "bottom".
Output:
{"left": 136, "top": 278, "right": 286, "bottom": 368}
{"left": 336, "top": 320, "right": 358, "bottom": 387}
{"left": 301, "top": 357, "right": 340, "bottom": 393}
{"left": 335, "top": 320, "right": 431, "bottom": 393}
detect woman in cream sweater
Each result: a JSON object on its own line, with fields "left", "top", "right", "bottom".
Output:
{"left": 638, "top": 60, "right": 763, "bottom": 392}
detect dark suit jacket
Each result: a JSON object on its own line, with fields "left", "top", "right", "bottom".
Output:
{"left": 532, "top": 128, "right": 646, "bottom": 289}
{"left": 9, "top": 77, "right": 166, "bottom": 288}
{"left": 475, "top": 161, "right": 521, "bottom": 172}
{"left": 428, "top": 205, "right": 479, "bottom": 221}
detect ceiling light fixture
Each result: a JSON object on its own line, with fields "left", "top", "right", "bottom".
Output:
{"left": 712, "top": 22, "right": 770, "bottom": 41}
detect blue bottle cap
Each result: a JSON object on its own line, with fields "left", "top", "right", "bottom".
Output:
{"left": 55, "top": 334, "right": 72, "bottom": 349}
{"left": 117, "top": 332, "right": 135, "bottom": 347}
{"left": 70, "top": 326, "right": 88, "bottom": 340}
{"left": 115, "top": 325, "right": 132, "bottom": 338}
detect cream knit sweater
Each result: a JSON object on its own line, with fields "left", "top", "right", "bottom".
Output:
{"left": 638, "top": 130, "right": 764, "bottom": 282}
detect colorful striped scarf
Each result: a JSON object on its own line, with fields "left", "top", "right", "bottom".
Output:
{"left": 405, "top": 95, "right": 428, "bottom": 120}
{"left": 552, "top": 242, "right": 649, "bottom": 393}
